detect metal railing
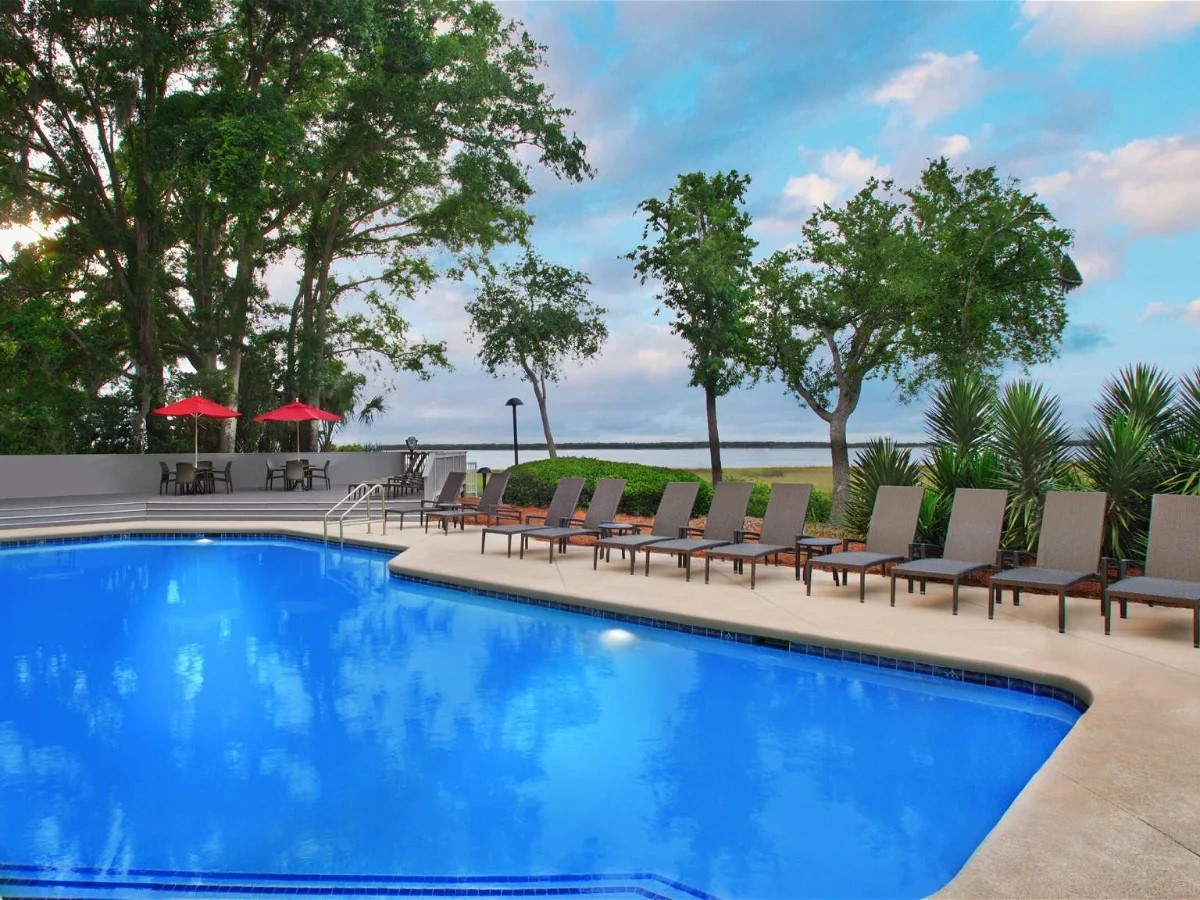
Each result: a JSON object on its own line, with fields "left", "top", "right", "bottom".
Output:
{"left": 323, "top": 482, "right": 385, "bottom": 546}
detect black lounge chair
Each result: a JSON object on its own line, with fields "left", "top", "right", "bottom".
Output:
{"left": 1105, "top": 494, "right": 1200, "bottom": 647}
{"left": 481, "top": 477, "right": 585, "bottom": 557}
{"left": 641, "top": 481, "right": 754, "bottom": 581}
{"left": 988, "top": 490, "right": 1108, "bottom": 633}
{"left": 805, "top": 485, "right": 925, "bottom": 602}
{"left": 425, "top": 470, "right": 513, "bottom": 534}
{"left": 593, "top": 482, "right": 702, "bottom": 574}
{"left": 889, "top": 488, "right": 1008, "bottom": 614}
{"left": 520, "top": 478, "right": 628, "bottom": 562}
{"left": 703, "top": 483, "right": 813, "bottom": 588}
{"left": 388, "top": 471, "right": 466, "bottom": 530}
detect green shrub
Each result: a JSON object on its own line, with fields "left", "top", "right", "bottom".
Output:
{"left": 807, "top": 489, "right": 832, "bottom": 524}
{"left": 845, "top": 438, "right": 921, "bottom": 537}
{"left": 502, "top": 456, "right": 713, "bottom": 517}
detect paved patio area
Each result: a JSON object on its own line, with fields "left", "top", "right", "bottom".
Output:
{"left": 3, "top": 516, "right": 1199, "bottom": 897}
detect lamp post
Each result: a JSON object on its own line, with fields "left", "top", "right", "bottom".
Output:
{"left": 505, "top": 397, "right": 523, "bottom": 466}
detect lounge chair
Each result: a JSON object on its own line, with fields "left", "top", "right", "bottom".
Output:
{"left": 805, "top": 485, "right": 925, "bottom": 602}
{"left": 593, "top": 482, "right": 702, "bottom": 574}
{"left": 640, "top": 481, "right": 754, "bottom": 581}
{"left": 520, "top": 478, "right": 628, "bottom": 562}
{"left": 702, "top": 483, "right": 813, "bottom": 588}
{"left": 481, "top": 477, "right": 585, "bottom": 557}
{"left": 889, "top": 488, "right": 1008, "bottom": 614}
{"left": 209, "top": 461, "right": 234, "bottom": 494}
{"left": 388, "top": 471, "right": 466, "bottom": 530}
{"left": 425, "top": 470, "right": 513, "bottom": 534}
{"left": 1105, "top": 494, "right": 1200, "bottom": 646}
{"left": 988, "top": 490, "right": 1108, "bottom": 633}
{"left": 159, "top": 461, "right": 176, "bottom": 494}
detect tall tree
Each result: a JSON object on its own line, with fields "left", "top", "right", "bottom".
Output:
{"left": 465, "top": 251, "right": 605, "bottom": 457}
{"left": 754, "top": 160, "right": 1079, "bottom": 520}
{"left": 0, "top": 0, "right": 220, "bottom": 449}
{"left": 754, "top": 179, "right": 915, "bottom": 518}
{"left": 626, "top": 171, "right": 756, "bottom": 483}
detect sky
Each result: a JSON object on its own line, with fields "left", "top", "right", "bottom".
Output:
{"left": 23, "top": 0, "right": 1200, "bottom": 450}
{"left": 345, "top": 0, "right": 1199, "bottom": 448}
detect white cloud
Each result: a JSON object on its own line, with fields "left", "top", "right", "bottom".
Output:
{"left": 783, "top": 173, "right": 840, "bottom": 210}
{"left": 1020, "top": 0, "right": 1200, "bottom": 52}
{"left": 1032, "top": 134, "right": 1200, "bottom": 238}
{"left": 1140, "top": 299, "right": 1200, "bottom": 325}
{"left": 871, "top": 51, "right": 982, "bottom": 127}
{"left": 939, "top": 134, "right": 971, "bottom": 158}
{"left": 781, "top": 146, "right": 891, "bottom": 214}
{"left": 820, "top": 147, "right": 891, "bottom": 185}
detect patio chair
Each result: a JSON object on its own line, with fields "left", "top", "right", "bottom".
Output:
{"left": 284, "top": 459, "right": 307, "bottom": 491}
{"left": 805, "top": 485, "right": 925, "bottom": 602}
{"left": 481, "top": 477, "right": 585, "bottom": 557}
{"left": 1105, "top": 494, "right": 1200, "bottom": 647}
{"left": 159, "top": 461, "right": 176, "bottom": 495}
{"left": 402, "top": 452, "right": 428, "bottom": 495}
{"left": 209, "top": 461, "right": 234, "bottom": 494}
{"left": 703, "top": 483, "right": 813, "bottom": 588}
{"left": 641, "top": 481, "right": 754, "bottom": 581}
{"left": 264, "top": 459, "right": 284, "bottom": 490}
{"left": 593, "top": 481, "right": 702, "bottom": 574}
{"left": 988, "top": 491, "right": 1108, "bottom": 633}
{"left": 520, "top": 478, "right": 628, "bottom": 562}
{"left": 889, "top": 488, "right": 1008, "bottom": 614}
{"left": 425, "top": 470, "right": 513, "bottom": 534}
{"left": 175, "top": 462, "right": 197, "bottom": 495}
{"left": 307, "top": 460, "right": 331, "bottom": 490}
{"left": 388, "top": 471, "right": 467, "bottom": 530}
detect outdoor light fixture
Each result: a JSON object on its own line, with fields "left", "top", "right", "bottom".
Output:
{"left": 504, "top": 397, "right": 523, "bottom": 466}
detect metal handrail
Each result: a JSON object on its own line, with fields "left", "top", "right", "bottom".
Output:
{"left": 323, "top": 482, "right": 385, "bottom": 546}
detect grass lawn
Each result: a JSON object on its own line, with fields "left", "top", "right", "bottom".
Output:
{"left": 686, "top": 466, "right": 834, "bottom": 493}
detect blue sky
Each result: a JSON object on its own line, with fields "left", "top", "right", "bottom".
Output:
{"left": 340, "top": 1, "right": 1200, "bottom": 447}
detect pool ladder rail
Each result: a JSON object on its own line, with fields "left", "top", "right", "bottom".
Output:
{"left": 323, "top": 482, "right": 385, "bottom": 546}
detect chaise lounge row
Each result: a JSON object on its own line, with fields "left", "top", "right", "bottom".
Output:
{"left": 421, "top": 470, "right": 1200, "bottom": 647}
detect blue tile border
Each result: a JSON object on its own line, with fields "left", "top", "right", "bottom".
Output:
{"left": 0, "top": 531, "right": 1090, "bottom": 716}
{"left": 390, "top": 569, "right": 1089, "bottom": 713}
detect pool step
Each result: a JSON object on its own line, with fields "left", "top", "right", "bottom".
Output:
{"left": 0, "top": 494, "right": 420, "bottom": 531}
{"left": 0, "top": 868, "right": 715, "bottom": 900}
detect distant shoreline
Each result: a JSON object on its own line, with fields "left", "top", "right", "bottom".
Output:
{"left": 386, "top": 440, "right": 930, "bottom": 451}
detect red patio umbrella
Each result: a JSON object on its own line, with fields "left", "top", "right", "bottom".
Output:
{"left": 253, "top": 400, "right": 341, "bottom": 455}
{"left": 152, "top": 396, "right": 242, "bottom": 466}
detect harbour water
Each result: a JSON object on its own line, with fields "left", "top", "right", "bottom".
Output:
{"left": 455, "top": 446, "right": 861, "bottom": 471}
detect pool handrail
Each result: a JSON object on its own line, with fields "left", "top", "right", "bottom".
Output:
{"left": 323, "top": 482, "right": 385, "bottom": 546}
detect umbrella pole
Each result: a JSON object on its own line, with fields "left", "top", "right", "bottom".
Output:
{"left": 194, "top": 414, "right": 199, "bottom": 466}
{"left": 296, "top": 421, "right": 301, "bottom": 456}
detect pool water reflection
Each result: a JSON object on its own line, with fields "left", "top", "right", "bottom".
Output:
{"left": 0, "top": 537, "right": 1078, "bottom": 898}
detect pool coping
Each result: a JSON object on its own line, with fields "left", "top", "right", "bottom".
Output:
{"left": 2, "top": 518, "right": 1199, "bottom": 898}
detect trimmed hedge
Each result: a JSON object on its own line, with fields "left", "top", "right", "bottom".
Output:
{"left": 500, "top": 456, "right": 833, "bottom": 523}
{"left": 502, "top": 457, "right": 713, "bottom": 517}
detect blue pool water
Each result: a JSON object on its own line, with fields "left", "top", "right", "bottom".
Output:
{"left": 0, "top": 536, "right": 1079, "bottom": 898}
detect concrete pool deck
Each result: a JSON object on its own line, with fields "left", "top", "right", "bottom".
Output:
{"left": 3, "top": 517, "right": 1199, "bottom": 898}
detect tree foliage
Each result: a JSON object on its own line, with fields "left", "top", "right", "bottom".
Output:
{"left": 465, "top": 251, "right": 606, "bottom": 456}
{"left": 755, "top": 160, "right": 1078, "bottom": 519}
{"left": 626, "top": 170, "right": 756, "bottom": 483}
{"left": 0, "top": 0, "right": 590, "bottom": 454}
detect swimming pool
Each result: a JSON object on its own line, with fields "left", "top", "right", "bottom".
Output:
{"left": 0, "top": 535, "right": 1080, "bottom": 898}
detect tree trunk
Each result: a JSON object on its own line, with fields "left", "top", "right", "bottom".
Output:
{"left": 705, "top": 383, "right": 723, "bottom": 483}
{"left": 525, "top": 367, "right": 556, "bottom": 457}
{"left": 829, "top": 411, "right": 851, "bottom": 523}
